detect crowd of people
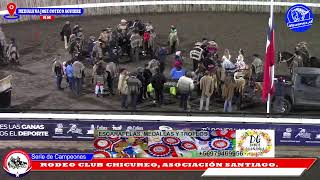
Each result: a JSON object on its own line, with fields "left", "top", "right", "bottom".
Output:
{"left": 54, "top": 19, "right": 268, "bottom": 112}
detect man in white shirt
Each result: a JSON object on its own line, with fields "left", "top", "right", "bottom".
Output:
{"left": 177, "top": 72, "right": 195, "bottom": 110}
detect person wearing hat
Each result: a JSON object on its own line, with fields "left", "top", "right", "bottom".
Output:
{"left": 151, "top": 68, "right": 167, "bottom": 106}
{"left": 142, "top": 29, "right": 151, "bottom": 56}
{"left": 52, "top": 55, "right": 64, "bottom": 90}
{"left": 168, "top": 25, "right": 179, "bottom": 54}
{"left": 177, "top": 71, "right": 195, "bottom": 110}
{"left": 199, "top": 70, "right": 216, "bottom": 111}
{"left": 72, "top": 24, "right": 80, "bottom": 36}
{"left": 118, "top": 19, "right": 128, "bottom": 32}
{"left": 130, "top": 30, "right": 142, "bottom": 62}
{"left": 99, "top": 29, "right": 111, "bottom": 54}
{"left": 92, "top": 40, "right": 103, "bottom": 64}
{"left": 60, "top": 21, "right": 72, "bottom": 49}
{"left": 126, "top": 72, "right": 142, "bottom": 110}
{"left": 87, "top": 36, "right": 95, "bottom": 65}
{"left": 6, "top": 38, "right": 20, "bottom": 64}
{"left": 118, "top": 68, "right": 129, "bottom": 109}
{"left": 170, "top": 62, "right": 185, "bottom": 81}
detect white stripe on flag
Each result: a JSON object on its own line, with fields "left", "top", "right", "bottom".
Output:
{"left": 202, "top": 168, "right": 306, "bottom": 177}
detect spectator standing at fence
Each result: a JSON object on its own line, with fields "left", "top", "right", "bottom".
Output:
{"left": 94, "top": 62, "right": 106, "bottom": 97}
{"left": 151, "top": 68, "right": 167, "bottom": 106}
{"left": 60, "top": 21, "right": 72, "bottom": 49}
{"left": 118, "top": 68, "right": 129, "bottom": 109}
{"left": 130, "top": 30, "right": 142, "bottom": 62}
{"left": 66, "top": 61, "right": 74, "bottom": 91}
{"left": 127, "top": 72, "right": 142, "bottom": 110}
{"left": 72, "top": 60, "right": 85, "bottom": 96}
{"left": 168, "top": 25, "right": 179, "bottom": 54}
{"left": 177, "top": 72, "right": 194, "bottom": 110}
{"left": 222, "top": 75, "right": 236, "bottom": 112}
{"left": 199, "top": 71, "right": 216, "bottom": 111}
{"left": 274, "top": 77, "right": 285, "bottom": 113}
{"left": 52, "top": 57, "right": 64, "bottom": 90}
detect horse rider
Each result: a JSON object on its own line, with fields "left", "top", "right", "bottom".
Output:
{"left": 77, "top": 28, "right": 85, "bottom": 51}
{"left": 190, "top": 42, "right": 204, "bottom": 71}
{"left": 235, "top": 49, "right": 246, "bottom": 71}
{"left": 60, "top": 21, "right": 72, "bottom": 49}
{"left": 252, "top": 54, "right": 263, "bottom": 81}
{"left": 146, "top": 21, "right": 154, "bottom": 32}
{"left": 0, "top": 27, "right": 6, "bottom": 60}
{"left": 118, "top": 19, "right": 128, "bottom": 32}
{"left": 130, "top": 29, "right": 142, "bottom": 62}
{"left": 168, "top": 25, "right": 179, "bottom": 54}
{"left": 99, "top": 28, "right": 112, "bottom": 54}
{"left": 6, "top": 38, "right": 20, "bottom": 64}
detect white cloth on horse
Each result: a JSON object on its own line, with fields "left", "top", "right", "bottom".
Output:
{"left": 222, "top": 59, "right": 236, "bottom": 73}
{"left": 106, "top": 62, "right": 118, "bottom": 79}
{"left": 190, "top": 46, "right": 204, "bottom": 61}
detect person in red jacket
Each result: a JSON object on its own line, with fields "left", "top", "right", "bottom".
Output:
{"left": 142, "top": 30, "right": 151, "bottom": 56}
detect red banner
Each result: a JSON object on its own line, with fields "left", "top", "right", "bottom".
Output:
{"left": 31, "top": 158, "right": 316, "bottom": 171}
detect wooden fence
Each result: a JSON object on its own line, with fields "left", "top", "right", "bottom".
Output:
{"left": 0, "top": 0, "right": 319, "bottom": 23}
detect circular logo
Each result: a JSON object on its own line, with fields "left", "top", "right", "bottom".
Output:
{"left": 3, "top": 150, "right": 32, "bottom": 177}
{"left": 148, "top": 143, "right": 171, "bottom": 157}
{"left": 180, "top": 141, "right": 197, "bottom": 151}
{"left": 93, "top": 151, "right": 112, "bottom": 158}
{"left": 162, "top": 137, "right": 181, "bottom": 146}
{"left": 94, "top": 138, "right": 112, "bottom": 150}
{"left": 209, "top": 138, "right": 232, "bottom": 150}
{"left": 286, "top": 4, "right": 313, "bottom": 32}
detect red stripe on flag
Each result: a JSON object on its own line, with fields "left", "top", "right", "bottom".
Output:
{"left": 262, "top": 29, "right": 275, "bottom": 102}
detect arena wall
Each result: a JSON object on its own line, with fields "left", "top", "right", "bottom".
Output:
{"left": 0, "top": 0, "right": 319, "bottom": 23}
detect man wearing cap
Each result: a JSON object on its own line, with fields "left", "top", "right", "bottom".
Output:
{"left": 130, "top": 30, "right": 142, "bottom": 62}
{"left": 60, "top": 21, "right": 72, "bottom": 49}
{"left": 52, "top": 56, "right": 64, "bottom": 90}
{"left": 168, "top": 26, "right": 179, "bottom": 54}
{"left": 190, "top": 42, "right": 204, "bottom": 71}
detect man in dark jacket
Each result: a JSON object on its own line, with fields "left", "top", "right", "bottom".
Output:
{"left": 61, "top": 21, "right": 72, "bottom": 49}
{"left": 127, "top": 72, "right": 142, "bottom": 110}
{"left": 151, "top": 68, "right": 167, "bottom": 106}
{"left": 136, "top": 68, "right": 145, "bottom": 104}
{"left": 143, "top": 63, "right": 153, "bottom": 99}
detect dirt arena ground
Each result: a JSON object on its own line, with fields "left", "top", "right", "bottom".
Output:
{"left": 1, "top": 12, "right": 320, "bottom": 111}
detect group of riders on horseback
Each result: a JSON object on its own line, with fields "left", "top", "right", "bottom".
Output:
{"left": 0, "top": 27, "right": 20, "bottom": 65}
{"left": 60, "top": 19, "right": 157, "bottom": 65}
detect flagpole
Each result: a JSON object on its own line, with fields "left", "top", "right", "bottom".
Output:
{"left": 267, "top": 0, "right": 274, "bottom": 114}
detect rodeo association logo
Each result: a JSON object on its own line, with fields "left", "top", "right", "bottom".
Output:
{"left": 3, "top": 150, "right": 32, "bottom": 177}
{"left": 286, "top": 4, "right": 313, "bottom": 32}
{"left": 236, "top": 130, "right": 275, "bottom": 157}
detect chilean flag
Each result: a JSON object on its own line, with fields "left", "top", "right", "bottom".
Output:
{"left": 262, "top": 9, "right": 275, "bottom": 102}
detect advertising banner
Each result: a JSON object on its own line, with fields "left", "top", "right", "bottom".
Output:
{"left": 0, "top": 119, "right": 319, "bottom": 146}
